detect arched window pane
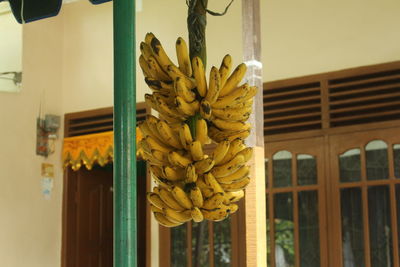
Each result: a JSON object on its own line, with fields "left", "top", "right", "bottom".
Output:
{"left": 366, "top": 140, "right": 388, "bottom": 180}
{"left": 339, "top": 148, "right": 361, "bottom": 183}
{"left": 297, "top": 154, "right": 317, "bottom": 185}
{"left": 273, "top": 151, "right": 292, "bottom": 188}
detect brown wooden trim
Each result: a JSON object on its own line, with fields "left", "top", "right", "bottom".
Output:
{"left": 264, "top": 103, "right": 321, "bottom": 115}
{"left": 329, "top": 82, "right": 400, "bottom": 97}
{"left": 266, "top": 185, "right": 320, "bottom": 194}
{"left": 330, "top": 100, "right": 400, "bottom": 114}
{"left": 362, "top": 185, "right": 372, "bottom": 267}
{"left": 159, "top": 225, "right": 171, "bottom": 267}
{"left": 264, "top": 112, "right": 321, "bottom": 123}
{"left": 320, "top": 80, "right": 330, "bottom": 129}
{"left": 328, "top": 73, "right": 400, "bottom": 89}
{"left": 390, "top": 183, "right": 400, "bottom": 267}
{"left": 264, "top": 86, "right": 320, "bottom": 98}
{"left": 330, "top": 90, "right": 400, "bottom": 106}
{"left": 293, "top": 190, "right": 300, "bottom": 267}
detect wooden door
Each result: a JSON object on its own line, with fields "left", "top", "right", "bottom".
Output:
{"left": 76, "top": 166, "right": 113, "bottom": 267}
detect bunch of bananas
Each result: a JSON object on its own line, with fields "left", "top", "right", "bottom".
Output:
{"left": 137, "top": 32, "right": 256, "bottom": 227}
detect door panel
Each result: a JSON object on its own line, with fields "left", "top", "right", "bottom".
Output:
{"left": 76, "top": 166, "right": 113, "bottom": 267}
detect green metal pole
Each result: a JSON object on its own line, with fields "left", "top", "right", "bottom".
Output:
{"left": 113, "top": 0, "right": 137, "bottom": 266}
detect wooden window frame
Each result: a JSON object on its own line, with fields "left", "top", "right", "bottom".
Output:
{"left": 264, "top": 60, "right": 400, "bottom": 267}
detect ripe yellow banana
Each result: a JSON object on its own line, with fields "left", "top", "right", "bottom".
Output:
{"left": 156, "top": 120, "right": 183, "bottom": 149}
{"left": 204, "top": 172, "right": 224, "bottom": 194}
{"left": 201, "top": 206, "right": 229, "bottom": 221}
{"left": 219, "top": 63, "right": 247, "bottom": 97}
{"left": 171, "top": 186, "right": 193, "bottom": 209}
{"left": 150, "top": 204, "right": 163, "bottom": 213}
{"left": 151, "top": 149, "right": 169, "bottom": 165}
{"left": 185, "top": 164, "right": 198, "bottom": 183}
{"left": 144, "top": 77, "right": 173, "bottom": 93}
{"left": 236, "top": 147, "right": 253, "bottom": 163}
{"left": 166, "top": 65, "right": 195, "bottom": 89}
{"left": 196, "top": 175, "right": 214, "bottom": 198}
{"left": 190, "top": 186, "right": 204, "bottom": 208}
{"left": 140, "top": 42, "right": 153, "bottom": 60}
{"left": 191, "top": 207, "right": 204, "bottom": 222}
{"left": 175, "top": 96, "right": 199, "bottom": 117}
{"left": 176, "top": 37, "right": 192, "bottom": 77}
{"left": 144, "top": 94, "right": 159, "bottom": 111}
{"left": 216, "top": 165, "right": 250, "bottom": 184}
{"left": 139, "top": 55, "right": 151, "bottom": 78}
{"left": 212, "top": 83, "right": 250, "bottom": 109}
{"left": 194, "top": 157, "right": 215, "bottom": 174}
{"left": 219, "top": 54, "right": 232, "bottom": 88}
{"left": 242, "top": 85, "right": 258, "bottom": 101}
{"left": 206, "top": 66, "right": 221, "bottom": 104}
{"left": 159, "top": 188, "right": 186, "bottom": 211}
{"left": 145, "top": 136, "right": 172, "bottom": 153}
{"left": 189, "top": 140, "right": 204, "bottom": 161}
{"left": 150, "top": 37, "right": 176, "bottom": 72}
{"left": 174, "top": 77, "right": 195, "bottom": 102}
{"left": 209, "top": 126, "right": 250, "bottom": 143}
{"left": 146, "top": 115, "right": 168, "bottom": 142}
{"left": 192, "top": 56, "right": 207, "bottom": 97}
{"left": 221, "top": 177, "right": 251, "bottom": 192}
{"left": 150, "top": 165, "right": 165, "bottom": 179}
{"left": 154, "top": 96, "right": 184, "bottom": 120}
{"left": 213, "top": 118, "right": 251, "bottom": 132}
{"left": 168, "top": 151, "right": 192, "bottom": 168}
{"left": 224, "top": 190, "right": 245, "bottom": 204}
{"left": 179, "top": 123, "right": 193, "bottom": 150}
{"left": 147, "top": 192, "right": 167, "bottom": 209}
{"left": 162, "top": 166, "right": 185, "bottom": 182}
{"left": 211, "top": 139, "right": 230, "bottom": 165}
{"left": 154, "top": 212, "right": 183, "bottom": 227}
{"left": 211, "top": 154, "right": 245, "bottom": 178}
{"left": 163, "top": 207, "right": 192, "bottom": 223}
{"left": 152, "top": 174, "right": 173, "bottom": 189}
{"left": 202, "top": 192, "right": 225, "bottom": 210}
{"left": 144, "top": 32, "right": 155, "bottom": 46}
{"left": 195, "top": 118, "right": 210, "bottom": 145}
{"left": 199, "top": 99, "right": 212, "bottom": 120}
{"left": 147, "top": 56, "right": 171, "bottom": 81}
{"left": 212, "top": 106, "right": 251, "bottom": 122}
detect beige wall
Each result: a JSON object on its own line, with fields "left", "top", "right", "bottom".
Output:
{"left": 0, "top": 16, "right": 63, "bottom": 267}
{"left": 262, "top": 0, "right": 400, "bottom": 81}
{"left": 1, "top": 1, "right": 400, "bottom": 267}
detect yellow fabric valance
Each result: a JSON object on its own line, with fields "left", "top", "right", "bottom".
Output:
{"left": 63, "top": 128, "right": 143, "bottom": 171}
{"left": 63, "top": 131, "right": 114, "bottom": 171}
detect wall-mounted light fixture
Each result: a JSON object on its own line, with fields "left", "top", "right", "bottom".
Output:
{"left": 36, "top": 114, "right": 61, "bottom": 157}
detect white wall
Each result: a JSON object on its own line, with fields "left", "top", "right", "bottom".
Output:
{"left": 262, "top": 0, "right": 400, "bottom": 81}
{"left": 0, "top": 15, "right": 63, "bottom": 267}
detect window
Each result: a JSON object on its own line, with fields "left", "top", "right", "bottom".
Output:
{"left": 264, "top": 61, "right": 400, "bottom": 267}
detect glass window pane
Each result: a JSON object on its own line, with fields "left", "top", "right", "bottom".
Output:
{"left": 171, "top": 224, "right": 187, "bottom": 267}
{"left": 266, "top": 158, "right": 269, "bottom": 189}
{"left": 192, "top": 221, "right": 209, "bottom": 267}
{"left": 273, "top": 151, "right": 292, "bottom": 188}
{"left": 395, "top": 185, "right": 400, "bottom": 257}
{"left": 368, "top": 186, "right": 393, "bottom": 267}
{"left": 297, "top": 154, "right": 317, "bottom": 186}
{"left": 366, "top": 140, "right": 389, "bottom": 181}
{"left": 339, "top": 148, "right": 361, "bottom": 183}
{"left": 394, "top": 144, "right": 400, "bottom": 179}
{"left": 299, "top": 191, "right": 320, "bottom": 267}
{"left": 274, "top": 192, "right": 295, "bottom": 267}
{"left": 341, "top": 187, "right": 365, "bottom": 267}
{"left": 213, "top": 218, "right": 231, "bottom": 267}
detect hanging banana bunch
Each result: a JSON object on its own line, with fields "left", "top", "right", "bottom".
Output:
{"left": 137, "top": 32, "right": 257, "bottom": 227}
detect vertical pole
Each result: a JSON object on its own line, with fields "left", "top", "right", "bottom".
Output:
{"left": 242, "top": 0, "right": 267, "bottom": 266}
{"left": 113, "top": 0, "right": 137, "bottom": 266}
